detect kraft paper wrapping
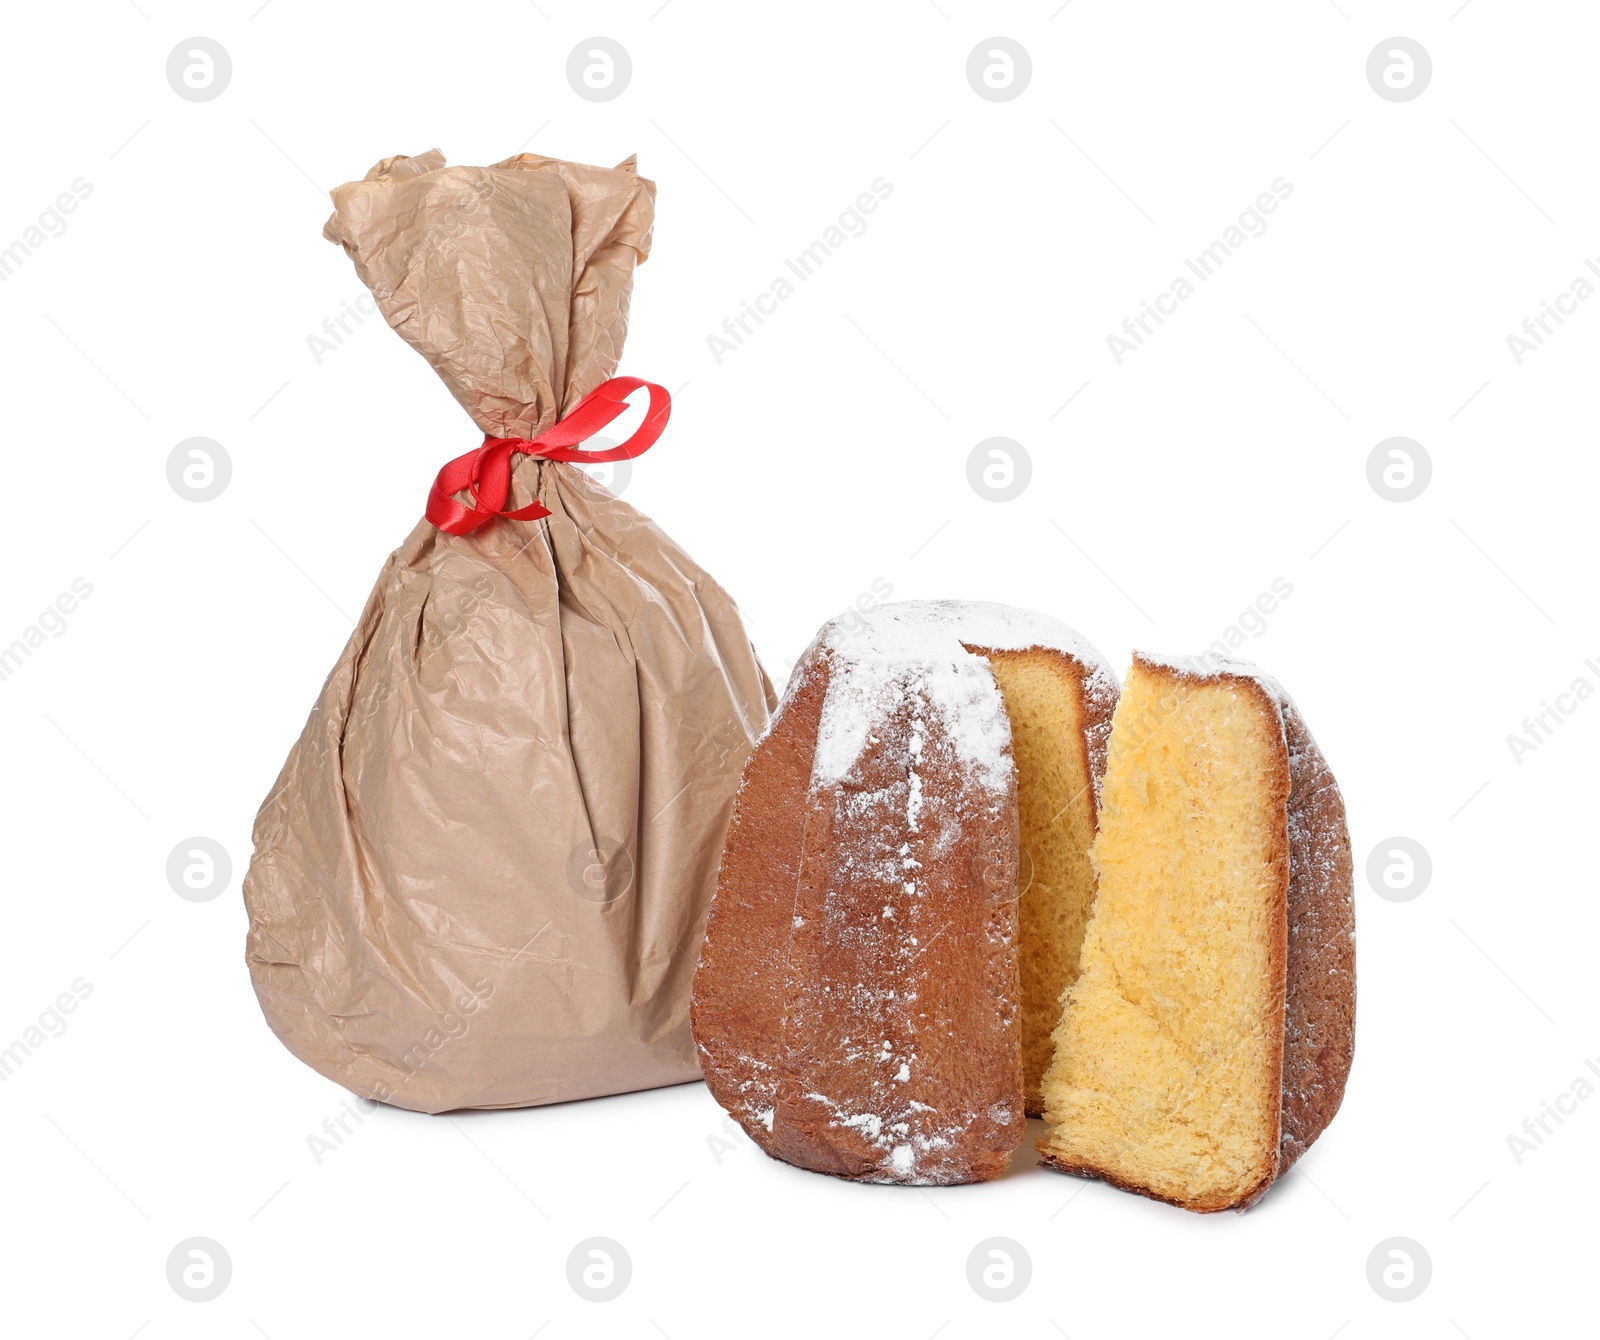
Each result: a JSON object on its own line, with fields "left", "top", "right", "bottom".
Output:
{"left": 243, "top": 150, "right": 776, "bottom": 1113}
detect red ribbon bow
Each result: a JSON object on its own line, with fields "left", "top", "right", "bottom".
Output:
{"left": 425, "top": 376, "right": 671, "bottom": 536}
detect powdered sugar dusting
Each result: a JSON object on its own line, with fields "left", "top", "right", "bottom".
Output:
{"left": 813, "top": 636, "right": 1012, "bottom": 794}
{"left": 812, "top": 601, "right": 1117, "bottom": 800}
{"left": 829, "top": 599, "right": 1113, "bottom": 668}
{"left": 798, "top": 1089, "right": 999, "bottom": 1186}
{"left": 812, "top": 600, "right": 1114, "bottom": 793}
{"left": 705, "top": 600, "right": 1073, "bottom": 1187}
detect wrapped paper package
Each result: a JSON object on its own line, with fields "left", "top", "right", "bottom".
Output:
{"left": 243, "top": 150, "right": 775, "bottom": 1113}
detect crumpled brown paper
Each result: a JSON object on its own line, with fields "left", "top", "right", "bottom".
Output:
{"left": 243, "top": 150, "right": 776, "bottom": 1113}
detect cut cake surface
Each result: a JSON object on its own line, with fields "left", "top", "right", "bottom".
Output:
{"left": 1037, "top": 652, "right": 1355, "bottom": 1212}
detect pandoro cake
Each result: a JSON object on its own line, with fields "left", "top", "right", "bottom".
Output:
{"left": 691, "top": 600, "right": 1117, "bottom": 1184}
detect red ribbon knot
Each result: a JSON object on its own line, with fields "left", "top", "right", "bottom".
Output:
{"left": 426, "top": 376, "right": 670, "bottom": 536}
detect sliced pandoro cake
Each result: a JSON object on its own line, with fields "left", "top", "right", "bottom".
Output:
{"left": 1038, "top": 651, "right": 1355, "bottom": 1212}
{"left": 692, "top": 600, "right": 1117, "bottom": 1184}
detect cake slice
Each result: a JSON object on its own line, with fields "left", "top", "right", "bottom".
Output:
{"left": 975, "top": 645, "right": 1116, "bottom": 1114}
{"left": 691, "top": 601, "right": 1116, "bottom": 1184}
{"left": 1037, "top": 652, "right": 1354, "bottom": 1212}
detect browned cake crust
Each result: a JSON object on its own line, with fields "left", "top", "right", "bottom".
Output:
{"left": 689, "top": 647, "right": 833, "bottom": 1158}
{"left": 692, "top": 628, "right": 1025, "bottom": 1185}
{"left": 1037, "top": 658, "right": 1354, "bottom": 1212}
{"left": 1070, "top": 651, "right": 1119, "bottom": 793}
{"left": 1275, "top": 693, "right": 1356, "bottom": 1174}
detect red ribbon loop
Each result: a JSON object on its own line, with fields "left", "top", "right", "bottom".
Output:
{"left": 425, "top": 377, "right": 671, "bottom": 536}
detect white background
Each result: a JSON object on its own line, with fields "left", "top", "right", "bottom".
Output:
{"left": 0, "top": 2, "right": 1593, "bottom": 1336}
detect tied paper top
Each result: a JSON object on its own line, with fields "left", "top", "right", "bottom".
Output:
{"left": 324, "top": 149, "right": 655, "bottom": 439}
